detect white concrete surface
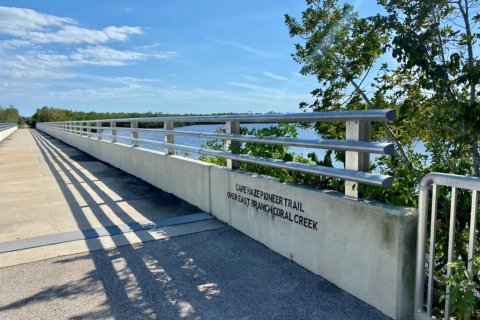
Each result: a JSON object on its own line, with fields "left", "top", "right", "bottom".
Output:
{"left": 38, "top": 125, "right": 418, "bottom": 319}
{"left": 0, "top": 125, "right": 17, "bottom": 142}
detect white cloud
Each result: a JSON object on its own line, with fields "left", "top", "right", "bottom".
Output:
{"left": 71, "top": 46, "right": 176, "bottom": 66}
{"left": 28, "top": 25, "right": 142, "bottom": 44}
{"left": 71, "top": 46, "right": 148, "bottom": 66}
{"left": 263, "top": 71, "right": 288, "bottom": 81}
{"left": 206, "top": 36, "right": 276, "bottom": 59}
{"left": 136, "top": 43, "right": 160, "bottom": 50}
{"left": 47, "top": 84, "right": 147, "bottom": 99}
{"left": 0, "top": 39, "right": 32, "bottom": 50}
{"left": 0, "top": 6, "right": 75, "bottom": 35}
{"left": 0, "top": 46, "right": 176, "bottom": 79}
{"left": 229, "top": 82, "right": 267, "bottom": 91}
{"left": 229, "top": 81, "right": 310, "bottom": 102}
{"left": 242, "top": 75, "right": 258, "bottom": 82}
{"left": 0, "top": 6, "right": 142, "bottom": 45}
{"left": 35, "top": 80, "right": 310, "bottom": 109}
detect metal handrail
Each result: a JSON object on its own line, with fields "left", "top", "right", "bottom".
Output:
{"left": 37, "top": 110, "right": 397, "bottom": 196}
{"left": 415, "top": 173, "right": 480, "bottom": 319}
{"left": 0, "top": 123, "right": 16, "bottom": 131}
{"left": 60, "top": 124, "right": 394, "bottom": 155}
{"left": 54, "top": 109, "right": 396, "bottom": 124}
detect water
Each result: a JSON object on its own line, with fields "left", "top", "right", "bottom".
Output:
{"left": 104, "top": 123, "right": 426, "bottom": 169}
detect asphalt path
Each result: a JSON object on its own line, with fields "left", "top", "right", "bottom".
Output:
{"left": 0, "top": 227, "right": 389, "bottom": 320}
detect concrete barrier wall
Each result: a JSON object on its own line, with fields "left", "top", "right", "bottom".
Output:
{"left": 0, "top": 126, "right": 18, "bottom": 143}
{"left": 38, "top": 126, "right": 417, "bottom": 319}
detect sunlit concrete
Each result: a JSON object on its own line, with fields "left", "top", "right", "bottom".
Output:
{"left": 0, "top": 219, "right": 224, "bottom": 269}
{"left": 0, "top": 129, "right": 201, "bottom": 252}
{"left": 0, "top": 125, "right": 16, "bottom": 143}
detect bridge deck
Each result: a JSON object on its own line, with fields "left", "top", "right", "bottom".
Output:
{"left": 0, "top": 129, "right": 388, "bottom": 319}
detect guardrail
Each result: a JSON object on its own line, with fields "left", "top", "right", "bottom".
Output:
{"left": 0, "top": 123, "right": 16, "bottom": 131}
{"left": 415, "top": 173, "right": 480, "bottom": 319}
{"left": 37, "top": 109, "right": 396, "bottom": 198}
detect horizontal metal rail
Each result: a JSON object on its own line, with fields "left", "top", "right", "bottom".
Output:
{"left": 61, "top": 124, "right": 394, "bottom": 155}
{"left": 38, "top": 109, "right": 397, "bottom": 197}
{"left": 0, "top": 123, "right": 16, "bottom": 131}
{"left": 53, "top": 109, "right": 396, "bottom": 124}
{"left": 415, "top": 173, "right": 480, "bottom": 319}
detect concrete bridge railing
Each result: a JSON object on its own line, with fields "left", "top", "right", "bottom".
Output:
{"left": 0, "top": 123, "right": 17, "bottom": 143}
{"left": 38, "top": 110, "right": 416, "bottom": 319}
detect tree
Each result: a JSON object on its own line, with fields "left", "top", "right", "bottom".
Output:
{"left": 285, "top": 2, "right": 480, "bottom": 317}
{"left": 285, "top": 0, "right": 480, "bottom": 177}
{"left": 30, "top": 106, "right": 69, "bottom": 128}
{"left": 0, "top": 105, "right": 21, "bottom": 124}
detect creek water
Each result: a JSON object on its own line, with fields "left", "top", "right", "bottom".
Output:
{"left": 103, "top": 123, "right": 426, "bottom": 168}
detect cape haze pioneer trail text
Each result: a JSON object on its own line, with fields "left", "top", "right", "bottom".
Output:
{"left": 227, "top": 184, "right": 318, "bottom": 231}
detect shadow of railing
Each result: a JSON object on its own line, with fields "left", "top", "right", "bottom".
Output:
{"left": 0, "top": 129, "right": 209, "bottom": 318}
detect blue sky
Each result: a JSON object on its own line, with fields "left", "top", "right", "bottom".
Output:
{"left": 0, "top": 1, "right": 372, "bottom": 116}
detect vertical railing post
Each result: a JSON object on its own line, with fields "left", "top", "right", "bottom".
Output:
{"left": 226, "top": 121, "right": 240, "bottom": 170}
{"left": 111, "top": 121, "right": 117, "bottom": 143}
{"left": 97, "top": 121, "right": 103, "bottom": 140}
{"left": 131, "top": 121, "right": 138, "bottom": 147}
{"left": 86, "top": 122, "right": 91, "bottom": 137}
{"left": 345, "top": 120, "right": 370, "bottom": 198}
{"left": 164, "top": 121, "right": 174, "bottom": 154}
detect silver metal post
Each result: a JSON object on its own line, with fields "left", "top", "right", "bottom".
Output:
{"left": 444, "top": 187, "right": 458, "bottom": 319}
{"left": 226, "top": 121, "right": 240, "bottom": 169}
{"left": 164, "top": 121, "right": 174, "bottom": 154}
{"left": 427, "top": 184, "right": 438, "bottom": 316}
{"left": 468, "top": 191, "right": 478, "bottom": 271}
{"left": 345, "top": 120, "right": 370, "bottom": 198}
{"left": 97, "top": 122, "right": 102, "bottom": 140}
{"left": 111, "top": 121, "right": 117, "bottom": 143}
{"left": 131, "top": 121, "right": 138, "bottom": 147}
{"left": 86, "top": 122, "right": 91, "bottom": 137}
{"left": 414, "top": 177, "right": 431, "bottom": 318}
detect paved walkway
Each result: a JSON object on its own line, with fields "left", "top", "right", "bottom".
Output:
{"left": 0, "top": 129, "right": 389, "bottom": 319}
{"left": 0, "top": 129, "right": 221, "bottom": 266}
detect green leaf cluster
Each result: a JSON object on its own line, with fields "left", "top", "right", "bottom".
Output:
{"left": 0, "top": 105, "right": 22, "bottom": 125}
{"left": 285, "top": 1, "right": 480, "bottom": 317}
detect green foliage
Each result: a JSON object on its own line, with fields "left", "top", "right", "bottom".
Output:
{"left": 286, "top": 1, "right": 480, "bottom": 317}
{"left": 366, "top": 150, "right": 429, "bottom": 207}
{"left": 28, "top": 106, "right": 242, "bottom": 129}
{"left": 441, "top": 258, "right": 480, "bottom": 320}
{"left": 0, "top": 105, "right": 22, "bottom": 125}
{"left": 285, "top": 0, "right": 480, "bottom": 174}
{"left": 200, "top": 123, "right": 344, "bottom": 190}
